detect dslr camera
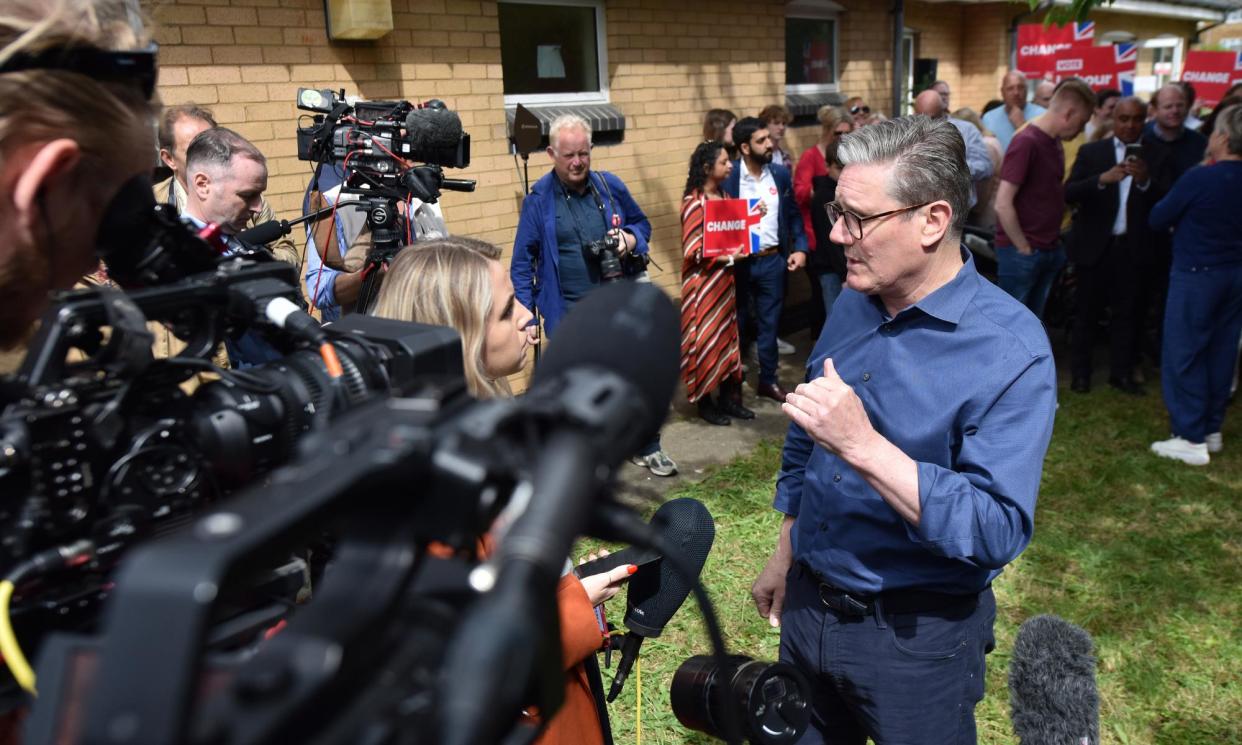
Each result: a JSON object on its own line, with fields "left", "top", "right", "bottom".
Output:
{"left": 586, "top": 231, "right": 624, "bottom": 283}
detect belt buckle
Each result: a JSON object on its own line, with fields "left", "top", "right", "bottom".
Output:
{"left": 818, "top": 583, "right": 869, "bottom": 617}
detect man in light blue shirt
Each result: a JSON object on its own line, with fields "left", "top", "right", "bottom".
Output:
{"left": 913, "top": 88, "right": 993, "bottom": 209}
{"left": 750, "top": 116, "right": 1056, "bottom": 744}
{"left": 982, "top": 70, "right": 1047, "bottom": 151}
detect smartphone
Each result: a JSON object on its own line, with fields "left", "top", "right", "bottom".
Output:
{"left": 1124, "top": 144, "right": 1143, "bottom": 162}
{"left": 573, "top": 546, "right": 661, "bottom": 578}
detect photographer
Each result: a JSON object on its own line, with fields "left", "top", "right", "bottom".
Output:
{"left": 0, "top": 0, "right": 156, "bottom": 351}
{"left": 510, "top": 114, "right": 677, "bottom": 477}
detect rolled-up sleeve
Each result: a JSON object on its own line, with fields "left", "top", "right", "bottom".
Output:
{"left": 909, "top": 352, "right": 1057, "bottom": 569}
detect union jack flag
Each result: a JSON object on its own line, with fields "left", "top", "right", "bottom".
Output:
{"left": 1074, "top": 21, "right": 1095, "bottom": 43}
{"left": 1115, "top": 42, "right": 1138, "bottom": 64}
{"left": 1235, "top": 51, "right": 1242, "bottom": 71}
{"left": 746, "top": 199, "right": 764, "bottom": 254}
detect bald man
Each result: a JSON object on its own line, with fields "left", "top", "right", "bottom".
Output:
{"left": 1033, "top": 80, "right": 1056, "bottom": 109}
{"left": 982, "top": 71, "right": 1047, "bottom": 151}
{"left": 914, "top": 88, "right": 993, "bottom": 208}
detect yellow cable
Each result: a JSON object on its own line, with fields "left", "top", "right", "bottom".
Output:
{"left": 635, "top": 656, "right": 642, "bottom": 745}
{"left": 0, "top": 581, "right": 35, "bottom": 695}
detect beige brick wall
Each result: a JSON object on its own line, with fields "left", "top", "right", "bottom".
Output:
{"left": 1199, "top": 22, "right": 1242, "bottom": 48}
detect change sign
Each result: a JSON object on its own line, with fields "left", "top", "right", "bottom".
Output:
{"left": 702, "top": 199, "right": 763, "bottom": 258}
{"left": 1053, "top": 43, "right": 1137, "bottom": 95}
{"left": 1182, "top": 50, "right": 1242, "bottom": 108}
{"left": 1017, "top": 21, "right": 1094, "bottom": 79}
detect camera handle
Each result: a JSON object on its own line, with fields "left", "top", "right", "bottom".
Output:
{"left": 354, "top": 197, "right": 407, "bottom": 315}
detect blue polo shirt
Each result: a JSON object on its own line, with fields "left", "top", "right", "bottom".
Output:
{"left": 774, "top": 251, "right": 1057, "bottom": 595}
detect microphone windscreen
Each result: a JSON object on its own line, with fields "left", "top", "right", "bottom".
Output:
{"left": 623, "top": 498, "right": 714, "bottom": 637}
{"left": 1009, "top": 614, "right": 1099, "bottom": 745}
{"left": 236, "top": 220, "right": 285, "bottom": 246}
{"left": 532, "top": 281, "right": 679, "bottom": 449}
{"left": 405, "top": 107, "right": 464, "bottom": 150}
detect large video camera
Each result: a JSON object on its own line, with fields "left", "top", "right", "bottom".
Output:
{"left": 0, "top": 178, "right": 467, "bottom": 706}
{"left": 295, "top": 89, "right": 477, "bottom": 312}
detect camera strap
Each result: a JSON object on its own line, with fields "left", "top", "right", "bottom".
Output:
{"left": 557, "top": 174, "right": 609, "bottom": 248}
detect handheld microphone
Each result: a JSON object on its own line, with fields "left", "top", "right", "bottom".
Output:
{"left": 435, "top": 281, "right": 680, "bottom": 745}
{"left": 1009, "top": 614, "right": 1099, "bottom": 745}
{"left": 236, "top": 203, "right": 338, "bottom": 246}
{"left": 607, "top": 497, "right": 715, "bottom": 702}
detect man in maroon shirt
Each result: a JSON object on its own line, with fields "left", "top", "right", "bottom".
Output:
{"left": 994, "top": 78, "right": 1096, "bottom": 318}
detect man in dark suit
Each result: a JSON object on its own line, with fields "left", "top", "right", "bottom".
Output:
{"left": 1065, "top": 97, "right": 1170, "bottom": 394}
{"left": 724, "top": 117, "right": 808, "bottom": 402}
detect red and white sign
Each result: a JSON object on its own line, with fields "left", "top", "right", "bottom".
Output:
{"left": 1182, "top": 50, "right": 1242, "bottom": 108}
{"left": 1052, "top": 43, "right": 1137, "bottom": 95}
{"left": 1017, "top": 21, "right": 1094, "bottom": 79}
{"left": 702, "top": 199, "right": 763, "bottom": 258}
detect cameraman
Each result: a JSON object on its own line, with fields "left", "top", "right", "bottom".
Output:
{"left": 511, "top": 114, "right": 677, "bottom": 476}
{"left": 0, "top": 0, "right": 156, "bottom": 351}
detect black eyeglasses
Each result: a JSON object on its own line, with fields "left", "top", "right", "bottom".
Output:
{"left": 0, "top": 43, "right": 158, "bottom": 100}
{"left": 825, "top": 201, "right": 932, "bottom": 240}
{"left": 850, "top": 105, "right": 871, "bottom": 115}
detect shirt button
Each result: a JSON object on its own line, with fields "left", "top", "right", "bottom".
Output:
{"left": 833, "top": 473, "right": 842, "bottom": 482}
{"left": 862, "top": 372, "right": 871, "bottom": 382}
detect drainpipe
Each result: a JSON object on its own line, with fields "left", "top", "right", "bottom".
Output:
{"left": 893, "top": 0, "right": 904, "bottom": 117}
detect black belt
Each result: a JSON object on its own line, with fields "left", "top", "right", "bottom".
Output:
{"left": 805, "top": 569, "right": 979, "bottom": 617}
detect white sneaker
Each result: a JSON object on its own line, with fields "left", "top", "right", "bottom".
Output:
{"left": 1150, "top": 437, "right": 1210, "bottom": 466}
{"left": 777, "top": 337, "right": 795, "bottom": 355}
{"left": 1206, "top": 432, "right": 1223, "bottom": 453}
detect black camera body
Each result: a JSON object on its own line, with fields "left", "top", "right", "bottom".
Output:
{"left": 586, "top": 230, "right": 624, "bottom": 283}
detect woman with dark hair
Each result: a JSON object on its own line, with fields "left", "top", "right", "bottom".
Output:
{"left": 702, "top": 108, "right": 737, "bottom": 158}
{"left": 1198, "top": 94, "right": 1242, "bottom": 141}
{"left": 680, "top": 140, "right": 754, "bottom": 425}
{"left": 794, "top": 106, "right": 852, "bottom": 333}
{"left": 1148, "top": 104, "right": 1242, "bottom": 466}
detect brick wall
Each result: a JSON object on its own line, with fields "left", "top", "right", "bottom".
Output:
{"left": 1199, "top": 22, "right": 1242, "bottom": 48}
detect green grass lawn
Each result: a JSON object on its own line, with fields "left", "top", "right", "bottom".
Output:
{"left": 584, "top": 382, "right": 1242, "bottom": 744}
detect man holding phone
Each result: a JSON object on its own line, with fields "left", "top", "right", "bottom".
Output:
{"left": 1065, "top": 96, "right": 1171, "bottom": 394}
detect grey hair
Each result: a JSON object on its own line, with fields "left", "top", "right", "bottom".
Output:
{"left": 548, "top": 113, "right": 591, "bottom": 149}
{"left": 1216, "top": 104, "right": 1242, "bottom": 156}
{"left": 185, "top": 126, "right": 265, "bottom": 174}
{"left": 836, "top": 114, "right": 971, "bottom": 235}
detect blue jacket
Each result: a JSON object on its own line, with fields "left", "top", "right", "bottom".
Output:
{"left": 511, "top": 169, "right": 652, "bottom": 335}
{"left": 723, "top": 161, "right": 808, "bottom": 257}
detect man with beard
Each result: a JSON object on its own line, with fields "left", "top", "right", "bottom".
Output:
{"left": 724, "top": 117, "right": 808, "bottom": 403}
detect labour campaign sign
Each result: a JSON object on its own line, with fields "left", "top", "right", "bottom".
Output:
{"left": 1182, "top": 51, "right": 1242, "bottom": 108}
{"left": 1053, "top": 43, "right": 1137, "bottom": 95}
{"left": 1017, "top": 21, "right": 1094, "bottom": 79}
{"left": 702, "top": 198, "right": 763, "bottom": 258}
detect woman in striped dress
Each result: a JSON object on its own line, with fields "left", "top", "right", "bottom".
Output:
{"left": 681, "top": 140, "right": 756, "bottom": 425}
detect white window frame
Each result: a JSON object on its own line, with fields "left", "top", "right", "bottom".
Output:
{"left": 500, "top": 0, "right": 610, "bottom": 106}
{"left": 785, "top": 0, "right": 842, "bottom": 94}
{"left": 1143, "top": 34, "right": 1184, "bottom": 82}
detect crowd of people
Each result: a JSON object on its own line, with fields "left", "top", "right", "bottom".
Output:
{"left": 2, "top": 0, "right": 1240, "bottom": 741}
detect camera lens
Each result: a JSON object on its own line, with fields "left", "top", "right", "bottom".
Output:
{"left": 670, "top": 654, "right": 810, "bottom": 744}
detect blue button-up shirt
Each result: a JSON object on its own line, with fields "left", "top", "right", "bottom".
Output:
{"left": 774, "top": 252, "right": 1057, "bottom": 595}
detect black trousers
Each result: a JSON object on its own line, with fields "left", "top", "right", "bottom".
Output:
{"left": 1071, "top": 235, "right": 1141, "bottom": 382}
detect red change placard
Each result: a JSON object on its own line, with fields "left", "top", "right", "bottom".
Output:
{"left": 702, "top": 198, "right": 763, "bottom": 258}
{"left": 1182, "top": 51, "right": 1242, "bottom": 109}
{"left": 1052, "top": 43, "right": 1137, "bottom": 94}
{"left": 1017, "top": 21, "right": 1094, "bottom": 79}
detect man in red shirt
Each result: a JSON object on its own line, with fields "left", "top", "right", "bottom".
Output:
{"left": 994, "top": 78, "right": 1095, "bottom": 318}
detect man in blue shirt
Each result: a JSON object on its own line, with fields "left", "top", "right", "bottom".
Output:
{"left": 982, "top": 71, "right": 1047, "bottom": 151}
{"left": 750, "top": 115, "right": 1057, "bottom": 744}
{"left": 510, "top": 114, "right": 676, "bottom": 476}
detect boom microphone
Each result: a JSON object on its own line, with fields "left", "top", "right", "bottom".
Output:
{"left": 405, "top": 106, "right": 464, "bottom": 150}
{"left": 436, "top": 281, "right": 680, "bottom": 745}
{"left": 1009, "top": 614, "right": 1099, "bottom": 745}
{"left": 607, "top": 497, "right": 715, "bottom": 702}
{"left": 236, "top": 203, "right": 338, "bottom": 246}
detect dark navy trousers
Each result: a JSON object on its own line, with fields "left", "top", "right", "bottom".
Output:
{"left": 735, "top": 252, "right": 787, "bottom": 386}
{"left": 1161, "top": 263, "right": 1242, "bottom": 443}
{"left": 779, "top": 564, "right": 996, "bottom": 745}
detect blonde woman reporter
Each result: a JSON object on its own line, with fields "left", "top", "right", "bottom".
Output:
{"left": 373, "top": 237, "right": 628, "bottom": 745}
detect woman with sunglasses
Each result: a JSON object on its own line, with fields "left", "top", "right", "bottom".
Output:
{"left": 845, "top": 97, "right": 871, "bottom": 128}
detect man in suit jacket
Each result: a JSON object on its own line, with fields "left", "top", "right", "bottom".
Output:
{"left": 724, "top": 117, "right": 808, "bottom": 402}
{"left": 1065, "top": 97, "right": 1170, "bottom": 394}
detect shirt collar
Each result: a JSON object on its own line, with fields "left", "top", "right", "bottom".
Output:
{"left": 872, "top": 247, "right": 979, "bottom": 326}
{"left": 740, "top": 163, "right": 770, "bottom": 183}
